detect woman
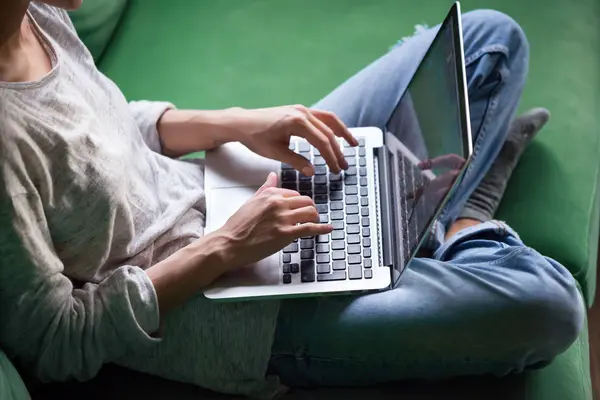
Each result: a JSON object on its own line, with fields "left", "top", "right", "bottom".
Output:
{"left": 0, "top": 1, "right": 584, "bottom": 398}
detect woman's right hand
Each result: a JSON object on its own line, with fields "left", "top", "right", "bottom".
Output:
{"left": 216, "top": 172, "right": 333, "bottom": 271}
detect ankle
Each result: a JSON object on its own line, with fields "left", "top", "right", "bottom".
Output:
{"left": 445, "top": 218, "right": 482, "bottom": 241}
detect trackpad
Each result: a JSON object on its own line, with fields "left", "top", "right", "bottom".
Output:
{"left": 206, "top": 186, "right": 257, "bottom": 233}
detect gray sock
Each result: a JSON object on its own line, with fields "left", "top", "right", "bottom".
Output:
{"left": 460, "top": 108, "right": 551, "bottom": 222}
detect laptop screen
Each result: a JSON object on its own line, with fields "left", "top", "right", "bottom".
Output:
{"left": 385, "top": 10, "right": 468, "bottom": 282}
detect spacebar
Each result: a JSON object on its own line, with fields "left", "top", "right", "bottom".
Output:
{"left": 317, "top": 271, "right": 346, "bottom": 281}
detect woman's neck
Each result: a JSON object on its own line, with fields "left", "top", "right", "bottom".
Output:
{"left": 0, "top": 14, "right": 52, "bottom": 83}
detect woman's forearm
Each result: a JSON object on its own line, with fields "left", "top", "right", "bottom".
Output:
{"left": 157, "top": 108, "right": 244, "bottom": 157}
{"left": 145, "top": 231, "right": 232, "bottom": 318}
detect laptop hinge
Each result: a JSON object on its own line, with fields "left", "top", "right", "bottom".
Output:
{"left": 374, "top": 147, "right": 395, "bottom": 267}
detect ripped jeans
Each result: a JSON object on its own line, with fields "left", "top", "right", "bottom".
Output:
{"left": 268, "top": 10, "right": 585, "bottom": 387}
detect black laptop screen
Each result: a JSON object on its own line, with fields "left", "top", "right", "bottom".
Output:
{"left": 385, "top": 11, "right": 468, "bottom": 281}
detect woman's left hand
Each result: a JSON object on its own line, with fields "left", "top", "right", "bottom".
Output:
{"left": 233, "top": 105, "right": 357, "bottom": 175}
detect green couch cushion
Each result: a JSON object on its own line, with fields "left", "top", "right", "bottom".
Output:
{"left": 99, "top": 0, "right": 600, "bottom": 305}
{"left": 68, "top": 0, "right": 128, "bottom": 62}
{"left": 0, "top": 350, "right": 29, "bottom": 399}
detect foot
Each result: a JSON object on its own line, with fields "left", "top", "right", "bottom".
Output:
{"left": 459, "top": 108, "right": 550, "bottom": 223}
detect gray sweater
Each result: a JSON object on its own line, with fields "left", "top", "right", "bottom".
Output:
{"left": 0, "top": 3, "right": 280, "bottom": 398}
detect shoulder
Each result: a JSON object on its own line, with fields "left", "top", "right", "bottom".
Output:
{"left": 28, "top": 2, "right": 76, "bottom": 33}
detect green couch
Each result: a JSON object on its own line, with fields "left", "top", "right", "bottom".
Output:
{"left": 3, "top": 0, "right": 600, "bottom": 399}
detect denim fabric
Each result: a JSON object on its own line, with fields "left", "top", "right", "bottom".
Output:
{"left": 269, "top": 10, "right": 585, "bottom": 388}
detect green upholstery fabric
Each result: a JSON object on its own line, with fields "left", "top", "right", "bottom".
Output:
{"left": 0, "top": 350, "right": 30, "bottom": 400}
{"left": 67, "top": 0, "right": 128, "bottom": 62}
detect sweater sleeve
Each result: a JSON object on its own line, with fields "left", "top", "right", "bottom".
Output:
{"left": 128, "top": 101, "right": 175, "bottom": 154}
{"left": 0, "top": 193, "right": 161, "bottom": 382}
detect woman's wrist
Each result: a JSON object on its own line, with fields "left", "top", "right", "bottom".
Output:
{"left": 157, "top": 108, "right": 249, "bottom": 156}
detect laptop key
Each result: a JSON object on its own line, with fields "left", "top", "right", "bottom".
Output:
{"left": 347, "top": 235, "right": 360, "bottom": 244}
{"left": 359, "top": 167, "right": 367, "bottom": 176}
{"left": 346, "top": 215, "right": 359, "bottom": 224}
{"left": 345, "top": 167, "right": 357, "bottom": 176}
{"left": 346, "top": 157, "right": 356, "bottom": 166}
{"left": 313, "top": 156, "right": 326, "bottom": 166}
{"left": 290, "top": 263, "right": 300, "bottom": 273}
{"left": 332, "top": 220, "right": 344, "bottom": 230}
{"left": 330, "top": 191, "right": 343, "bottom": 201}
{"left": 348, "top": 245, "right": 361, "bottom": 254}
{"left": 316, "top": 234, "right": 329, "bottom": 243}
{"left": 298, "top": 142, "right": 310, "bottom": 152}
{"left": 359, "top": 158, "right": 366, "bottom": 167}
{"left": 313, "top": 147, "right": 321, "bottom": 156}
{"left": 289, "top": 142, "right": 296, "bottom": 151}
{"left": 299, "top": 173, "right": 312, "bottom": 181}
{"left": 283, "top": 264, "right": 291, "bottom": 273}
{"left": 359, "top": 138, "right": 366, "bottom": 147}
{"left": 282, "top": 182, "right": 297, "bottom": 190}
{"left": 331, "top": 240, "right": 345, "bottom": 250}
{"left": 364, "top": 269, "right": 373, "bottom": 279}
{"left": 359, "top": 148, "right": 366, "bottom": 157}
{"left": 301, "top": 250, "right": 314, "bottom": 259}
{"left": 348, "top": 265, "right": 362, "bottom": 280}
{"left": 282, "top": 170, "right": 296, "bottom": 181}
{"left": 361, "top": 207, "right": 369, "bottom": 217}
{"left": 315, "top": 195, "right": 328, "bottom": 204}
{"left": 329, "top": 173, "right": 342, "bottom": 182}
{"left": 346, "top": 205, "right": 359, "bottom": 215}
{"left": 317, "top": 264, "right": 331, "bottom": 274}
{"left": 332, "top": 251, "right": 346, "bottom": 260}
{"left": 331, "top": 211, "right": 344, "bottom": 220}
{"left": 363, "top": 248, "right": 372, "bottom": 258}
{"left": 362, "top": 227, "right": 370, "bottom": 237}
{"left": 315, "top": 185, "right": 327, "bottom": 194}
{"left": 363, "top": 238, "right": 371, "bottom": 247}
{"left": 319, "top": 214, "right": 329, "bottom": 223}
{"left": 330, "top": 182, "right": 343, "bottom": 192}
{"left": 315, "top": 166, "right": 327, "bottom": 175}
{"left": 316, "top": 254, "right": 330, "bottom": 264}
{"left": 345, "top": 185, "right": 358, "bottom": 195}
{"left": 360, "top": 177, "right": 368, "bottom": 186}
{"left": 347, "top": 225, "right": 360, "bottom": 234}
{"left": 316, "top": 244, "right": 330, "bottom": 253}
{"left": 345, "top": 195, "right": 358, "bottom": 205}
{"left": 317, "top": 204, "right": 328, "bottom": 214}
{"left": 332, "top": 261, "right": 346, "bottom": 270}
{"left": 317, "top": 271, "right": 346, "bottom": 282}
{"left": 283, "top": 273, "right": 292, "bottom": 284}
{"left": 348, "top": 255, "right": 361, "bottom": 264}
{"left": 332, "top": 230, "right": 344, "bottom": 240}
{"left": 343, "top": 147, "right": 356, "bottom": 157}
{"left": 360, "top": 187, "right": 368, "bottom": 196}
{"left": 300, "top": 260, "right": 315, "bottom": 282}
{"left": 361, "top": 217, "right": 370, "bottom": 227}
{"left": 300, "top": 239, "right": 314, "bottom": 249}
{"left": 282, "top": 163, "right": 294, "bottom": 170}
{"left": 283, "top": 243, "right": 298, "bottom": 253}
{"left": 299, "top": 181, "right": 312, "bottom": 191}
{"left": 330, "top": 202, "right": 343, "bottom": 211}
{"left": 364, "top": 259, "right": 372, "bottom": 268}
{"left": 344, "top": 176, "right": 357, "bottom": 185}
{"left": 360, "top": 197, "right": 369, "bottom": 206}
{"left": 300, "top": 191, "right": 313, "bottom": 198}
{"left": 314, "top": 175, "right": 327, "bottom": 185}
{"left": 282, "top": 253, "right": 291, "bottom": 263}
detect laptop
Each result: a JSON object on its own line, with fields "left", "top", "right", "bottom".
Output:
{"left": 203, "top": 2, "right": 473, "bottom": 300}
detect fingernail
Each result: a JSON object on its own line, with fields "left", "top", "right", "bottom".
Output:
{"left": 342, "top": 160, "right": 349, "bottom": 170}
{"left": 302, "top": 167, "right": 313, "bottom": 176}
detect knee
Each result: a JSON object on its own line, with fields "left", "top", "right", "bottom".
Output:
{"left": 509, "top": 252, "right": 585, "bottom": 364}
{"left": 462, "top": 10, "right": 529, "bottom": 73}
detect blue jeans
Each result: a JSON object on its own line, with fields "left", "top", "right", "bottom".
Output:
{"left": 269, "top": 10, "right": 585, "bottom": 387}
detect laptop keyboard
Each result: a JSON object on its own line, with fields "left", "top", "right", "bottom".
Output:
{"left": 280, "top": 138, "right": 373, "bottom": 284}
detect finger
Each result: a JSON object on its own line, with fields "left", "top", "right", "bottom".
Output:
{"left": 260, "top": 186, "right": 301, "bottom": 198}
{"left": 297, "top": 119, "right": 341, "bottom": 174}
{"left": 308, "top": 113, "right": 347, "bottom": 170}
{"left": 256, "top": 172, "right": 278, "bottom": 195}
{"left": 290, "top": 222, "right": 334, "bottom": 238}
{"left": 311, "top": 109, "right": 358, "bottom": 146}
{"left": 285, "top": 195, "right": 316, "bottom": 209}
{"left": 277, "top": 148, "right": 314, "bottom": 176}
{"left": 285, "top": 206, "right": 319, "bottom": 224}
{"left": 419, "top": 154, "right": 465, "bottom": 170}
